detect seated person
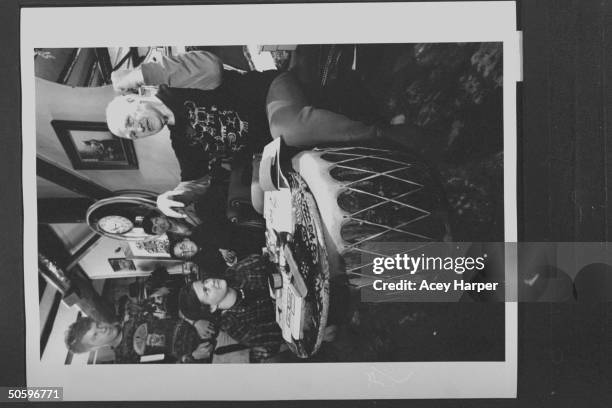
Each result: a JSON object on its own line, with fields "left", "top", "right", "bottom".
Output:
{"left": 105, "top": 51, "right": 417, "bottom": 219}
{"left": 178, "top": 254, "right": 282, "bottom": 363}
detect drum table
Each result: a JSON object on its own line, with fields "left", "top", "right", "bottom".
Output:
{"left": 264, "top": 172, "right": 330, "bottom": 358}
{"left": 264, "top": 146, "right": 450, "bottom": 358}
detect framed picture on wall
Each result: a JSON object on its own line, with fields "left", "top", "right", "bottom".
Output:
{"left": 51, "top": 120, "right": 138, "bottom": 170}
{"left": 107, "top": 258, "right": 137, "bottom": 272}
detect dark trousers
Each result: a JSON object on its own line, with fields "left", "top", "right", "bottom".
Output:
{"left": 265, "top": 72, "right": 379, "bottom": 147}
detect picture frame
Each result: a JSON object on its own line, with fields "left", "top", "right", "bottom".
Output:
{"left": 107, "top": 258, "right": 137, "bottom": 272}
{"left": 51, "top": 120, "right": 138, "bottom": 170}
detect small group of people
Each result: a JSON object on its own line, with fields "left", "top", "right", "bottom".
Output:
{"left": 66, "top": 253, "right": 284, "bottom": 363}
{"left": 104, "top": 49, "right": 416, "bottom": 219}
{"left": 139, "top": 184, "right": 261, "bottom": 268}
{"left": 65, "top": 48, "right": 418, "bottom": 363}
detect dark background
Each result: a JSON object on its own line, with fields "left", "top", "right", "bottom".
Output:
{"left": 1, "top": 0, "right": 611, "bottom": 407}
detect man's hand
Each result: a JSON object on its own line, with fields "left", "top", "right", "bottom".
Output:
{"left": 193, "top": 319, "right": 216, "bottom": 339}
{"left": 157, "top": 190, "right": 187, "bottom": 218}
{"left": 219, "top": 249, "right": 238, "bottom": 266}
{"left": 111, "top": 68, "right": 143, "bottom": 94}
{"left": 191, "top": 342, "right": 213, "bottom": 360}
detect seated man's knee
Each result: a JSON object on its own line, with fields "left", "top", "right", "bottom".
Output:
{"left": 268, "top": 106, "right": 314, "bottom": 147}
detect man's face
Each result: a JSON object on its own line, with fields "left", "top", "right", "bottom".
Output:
{"left": 150, "top": 216, "right": 171, "bottom": 235}
{"left": 192, "top": 278, "right": 228, "bottom": 309}
{"left": 172, "top": 239, "right": 199, "bottom": 260}
{"left": 81, "top": 322, "right": 120, "bottom": 350}
{"left": 118, "top": 97, "right": 166, "bottom": 139}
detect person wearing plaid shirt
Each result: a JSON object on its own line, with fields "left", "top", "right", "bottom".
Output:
{"left": 180, "top": 254, "right": 283, "bottom": 363}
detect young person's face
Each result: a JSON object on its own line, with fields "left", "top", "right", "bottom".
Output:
{"left": 81, "top": 322, "right": 120, "bottom": 350}
{"left": 192, "top": 278, "right": 228, "bottom": 309}
{"left": 150, "top": 216, "right": 171, "bottom": 235}
{"left": 172, "top": 239, "right": 199, "bottom": 259}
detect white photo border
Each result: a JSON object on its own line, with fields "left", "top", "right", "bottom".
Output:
{"left": 22, "top": 1, "right": 520, "bottom": 400}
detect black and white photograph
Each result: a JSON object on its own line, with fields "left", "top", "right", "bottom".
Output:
{"left": 22, "top": 2, "right": 520, "bottom": 401}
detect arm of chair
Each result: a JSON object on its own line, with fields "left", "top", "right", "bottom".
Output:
{"left": 227, "top": 161, "right": 251, "bottom": 211}
{"left": 226, "top": 155, "right": 265, "bottom": 224}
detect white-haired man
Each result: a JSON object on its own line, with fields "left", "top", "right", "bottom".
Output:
{"left": 106, "top": 51, "right": 419, "bottom": 218}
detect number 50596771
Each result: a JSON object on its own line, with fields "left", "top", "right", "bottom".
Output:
{"left": 4, "top": 387, "right": 62, "bottom": 401}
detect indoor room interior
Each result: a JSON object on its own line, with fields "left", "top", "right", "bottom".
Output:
{"left": 36, "top": 43, "right": 513, "bottom": 365}
{"left": 36, "top": 45, "right": 278, "bottom": 364}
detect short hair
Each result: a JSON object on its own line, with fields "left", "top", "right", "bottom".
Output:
{"left": 105, "top": 95, "right": 137, "bottom": 138}
{"left": 192, "top": 248, "right": 228, "bottom": 277}
{"left": 142, "top": 210, "right": 162, "bottom": 235}
{"left": 178, "top": 284, "right": 216, "bottom": 321}
{"left": 65, "top": 316, "right": 96, "bottom": 354}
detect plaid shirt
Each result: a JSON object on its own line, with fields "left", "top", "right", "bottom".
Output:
{"left": 220, "top": 255, "right": 282, "bottom": 362}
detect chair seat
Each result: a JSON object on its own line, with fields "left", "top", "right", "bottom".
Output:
{"left": 226, "top": 155, "right": 265, "bottom": 225}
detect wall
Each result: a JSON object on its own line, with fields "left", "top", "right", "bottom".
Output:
{"left": 37, "top": 176, "right": 83, "bottom": 199}
{"left": 35, "top": 78, "right": 182, "bottom": 197}
{"left": 78, "top": 236, "right": 183, "bottom": 279}
{"left": 50, "top": 224, "right": 92, "bottom": 252}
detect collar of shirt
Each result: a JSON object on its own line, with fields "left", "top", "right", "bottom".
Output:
{"left": 152, "top": 95, "right": 176, "bottom": 126}
{"left": 154, "top": 85, "right": 186, "bottom": 126}
{"left": 222, "top": 288, "right": 246, "bottom": 313}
